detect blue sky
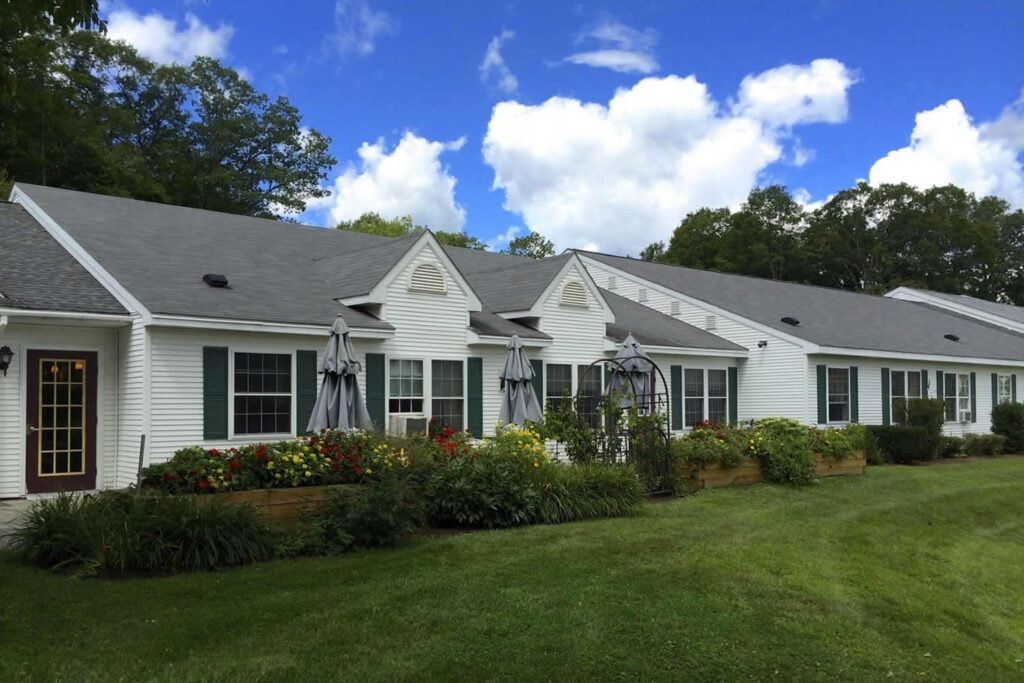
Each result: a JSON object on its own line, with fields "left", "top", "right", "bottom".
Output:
{"left": 103, "top": 0, "right": 1024, "bottom": 253}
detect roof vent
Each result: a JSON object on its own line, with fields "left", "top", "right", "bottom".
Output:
{"left": 944, "top": 334, "right": 960, "bottom": 342}
{"left": 780, "top": 316, "right": 800, "bottom": 326}
{"left": 705, "top": 314, "right": 717, "bottom": 331}
{"left": 670, "top": 301, "right": 681, "bottom": 316}
{"left": 203, "top": 273, "right": 229, "bottom": 288}
{"left": 638, "top": 287, "right": 648, "bottom": 303}
{"left": 607, "top": 275, "right": 617, "bottom": 290}
{"left": 409, "top": 263, "right": 446, "bottom": 293}
{"left": 560, "top": 281, "right": 589, "bottom": 308}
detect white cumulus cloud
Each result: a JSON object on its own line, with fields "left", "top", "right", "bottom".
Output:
{"left": 482, "top": 61, "right": 856, "bottom": 253}
{"left": 565, "top": 19, "right": 658, "bottom": 74}
{"left": 107, "top": 9, "right": 233, "bottom": 63}
{"left": 480, "top": 30, "right": 518, "bottom": 94}
{"left": 327, "top": 0, "right": 396, "bottom": 57}
{"left": 314, "top": 132, "right": 467, "bottom": 230}
{"left": 869, "top": 99, "right": 1024, "bottom": 206}
{"left": 733, "top": 58, "right": 857, "bottom": 128}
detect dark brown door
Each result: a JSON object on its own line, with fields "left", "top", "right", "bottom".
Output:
{"left": 26, "top": 350, "right": 97, "bottom": 494}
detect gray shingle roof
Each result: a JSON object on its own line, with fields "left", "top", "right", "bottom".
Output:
{"left": 469, "top": 311, "right": 551, "bottom": 340}
{"left": 581, "top": 251, "right": 1024, "bottom": 362}
{"left": 899, "top": 288, "right": 1024, "bottom": 325}
{"left": 0, "top": 202, "right": 127, "bottom": 315}
{"left": 445, "top": 248, "right": 572, "bottom": 313}
{"left": 15, "top": 184, "right": 395, "bottom": 329}
{"left": 601, "top": 289, "right": 746, "bottom": 352}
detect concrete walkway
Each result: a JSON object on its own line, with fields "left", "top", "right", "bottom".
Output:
{"left": 0, "top": 498, "right": 30, "bottom": 547}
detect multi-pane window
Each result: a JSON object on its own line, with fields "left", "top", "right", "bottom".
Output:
{"left": 234, "top": 353, "right": 291, "bottom": 435}
{"left": 997, "top": 375, "right": 1013, "bottom": 405}
{"left": 545, "top": 364, "right": 572, "bottom": 411}
{"left": 431, "top": 360, "right": 464, "bottom": 430}
{"left": 39, "top": 358, "right": 86, "bottom": 476}
{"left": 577, "top": 364, "right": 602, "bottom": 427}
{"left": 827, "top": 367, "right": 850, "bottom": 423}
{"left": 389, "top": 359, "right": 424, "bottom": 414}
{"left": 891, "top": 370, "right": 923, "bottom": 425}
{"left": 684, "top": 369, "right": 704, "bottom": 427}
{"left": 707, "top": 369, "right": 728, "bottom": 424}
{"left": 943, "top": 373, "right": 971, "bottom": 422}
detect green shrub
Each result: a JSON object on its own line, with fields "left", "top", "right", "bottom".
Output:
{"left": 963, "top": 434, "right": 1007, "bottom": 457}
{"left": 841, "top": 423, "right": 881, "bottom": 464}
{"left": 938, "top": 436, "right": 964, "bottom": 458}
{"left": 425, "top": 456, "right": 538, "bottom": 529}
{"left": 671, "top": 425, "right": 746, "bottom": 468}
{"left": 11, "top": 492, "right": 274, "bottom": 577}
{"left": 905, "top": 398, "right": 946, "bottom": 432}
{"left": 810, "top": 427, "right": 857, "bottom": 460}
{"left": 867, "top": 426, "right": 937, "bottom": 464}
{"left": 991, "top": 402, "right": 1024, "bottom": 453}
{"left": 532, "top": 463, "right": 643, "bottom": 524}
{"left": 750, "top": 418, "right": 816, "bottom": 485}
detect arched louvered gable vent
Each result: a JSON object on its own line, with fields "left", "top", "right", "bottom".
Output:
{"left": 560, "top": 280, "right": 589, "bottom": 308}
{"left": 409, "top": 262, "right": 447, "bottom": 293}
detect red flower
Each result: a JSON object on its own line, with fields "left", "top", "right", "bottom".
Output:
{"left": 196, "top": 480, "right": 210, "bottom": 490}
{"left": 228, "top": 458, "right": 241, "bottom": 471}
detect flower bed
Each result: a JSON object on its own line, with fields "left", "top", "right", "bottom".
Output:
{"left": 682, "top": 452, "right": 867, "bottom": 491}
{"left": 192, "top": 484, "right": 358, "bottom": 531}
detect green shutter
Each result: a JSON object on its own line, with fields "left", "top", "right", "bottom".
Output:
{"left": 991, "top": 373, "right": 999, "bottom": 414}
{"left": 364, "top": 353, "right": 386, "bottom": 431}
{"left": 728, "top": 367, "right": 738, "bottom": 424}
{"left": 921, "top": 369, "right": 929, "bottom": 397}
{"left": 850, "top": 366, "right": 859, "bottom": 423}
{"left": 467, "top": 357, "right": 483, "bottom": 438}
{"left": 530, "top": 359, "right": 543, "bottom": 412}
{"left": 1013, "top": 374, "right": 1018, "bottom": 402}
{"left": 970, "top": 372, "right": 977, "bottom": 423}
{"left": 936, "top": 371, "right": 944, "bottom": 401}
{"left": 881, "top": 367, "right": 891, "bottom": 427}
{"left": 203, "top": 346, "right": 228, "bottom": 440}
{"left": 671, "top": 365, "right": 682, "bottom": 430}
{"left": 296, "top": 350, "right": 318, "bottom": 435}
{"left": 816, "top": 364, "right": 827, "bottom": 424}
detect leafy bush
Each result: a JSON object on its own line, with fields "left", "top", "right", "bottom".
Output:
{"left": 810, "top": 426, "right": 858, "bottom": 461}
{"left": 532, "top": 463, "right": 644, "bottom": 524}
{"left": 479, "top": 424, "right": 549, "bottom": 466}
{"left": 425, "top": 456, "right": 539, "bottom": 529}
{"left": 671, "top": 424, "right": 746, "bottom": 468}
{"left": 11, "top": 492, "right": 274, "bottom": 577}
{"left": 867, "top": 426, "right": 937, "bottom": 464}
{"left": 841, "top": 423, "right": 882, "bottom": 464}
{"left": 963, "top": 434, "right": 1007, "bottom": 457}
{"left": 991, "top": 402, "right": 1024, "bottom": 453}
{"left": 904, "top": 398, "right": 946, "bottom": 433}
{"left": 938, "top": 436, "right": 964, "bottom": 459}
{"left": 750, "top": 418, "right": 816, "bottom": 485}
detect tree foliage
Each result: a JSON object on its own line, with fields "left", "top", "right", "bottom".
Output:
{"left": 0, "top": 27, "right": 334, "bottom": 218}
{"left": 646, "top": 183, "right": 1024, "bottom": 304}
{"left": 504, "top": 231, "right": 555, "bottom": 259}
{"left": 337, "top": 212, "right": 487, "bottom": 250}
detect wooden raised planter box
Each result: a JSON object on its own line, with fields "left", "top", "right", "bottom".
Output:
{"left": 684, "top": 452, "right": 866, "bottom": 491}
{"left": 194, "top": 484, "right": 356, "bottom": 531}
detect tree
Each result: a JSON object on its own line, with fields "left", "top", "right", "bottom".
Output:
{"left": 0, "top": 29, "right": 334, "bottom": 218}
{"left": 663, "top": 208, "right": 731, "bottom": 269}
{"left": 638, "top": 241, "right": 665, "bottom": 262}
{"left": 337, "top": 212, "right": 486, "bottom": 250}
{"left": 504, "top": 231, "right": 555, "bottom": 259}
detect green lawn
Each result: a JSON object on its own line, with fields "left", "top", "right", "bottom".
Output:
{"left": 2, "top": 460, "right": 1023, "bottom": 681}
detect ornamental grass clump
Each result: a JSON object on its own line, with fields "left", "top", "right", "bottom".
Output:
{"left": 11, "top": 491, "right": 274, "bottom": 577}
{"left": 532, "top": 463, "right": 644, "bottom": 524}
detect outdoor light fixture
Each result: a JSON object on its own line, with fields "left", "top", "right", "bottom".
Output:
{"left": 757, "top": 340, "right": 768, "bottom": 348}
{"left": 0, "top": 345, "right": 13, "bottom": 377}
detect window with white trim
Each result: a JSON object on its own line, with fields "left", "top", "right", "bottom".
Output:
{"left": 683, "top": 368, "right": 729, "bottom": 427}
{"left": 234, "top": 352, "right": 292, "bottom": 435}
{"left": 431, "top": 360, "right": 464, "bottom": 431}
{"left": 891, "top": 370, "right": 923, "bottom": 425}
{"left": 827, "top": 367, "right": 850, "bottom": 423}
{"left": 389, "top": 359, "right": 424, "bottom": 414}
{"left": 577, "top": 364, "right": 602, "bottom": 428}
{"left": 545, "top": 364, "right": 572, "bottom": 411}
{"left": 943, "top": 373, "right": 971, "bottom": 422}
{"left": 997, "top": 374, "right": 1013, "bottom": 405}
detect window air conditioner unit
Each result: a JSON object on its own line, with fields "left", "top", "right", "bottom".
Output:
{"left": 388, "top": 415, "right": 428, "bottom": 437}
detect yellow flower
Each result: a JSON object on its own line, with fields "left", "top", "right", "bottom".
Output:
{"left": 292, "top": 455, "right": 300, "bottom": 464}
{"left": 365, "top": 468, "right": 373, "bottom": 475}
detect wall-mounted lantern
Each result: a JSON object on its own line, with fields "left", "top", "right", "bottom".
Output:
{"left": 0, "top": 345, "right": 13, "bottom": 376}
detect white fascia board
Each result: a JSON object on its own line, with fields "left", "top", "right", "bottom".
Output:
{"left": 577, "top": 254, "right": 818, "bottom": 351}
{"left": 0, "top": 307, "right": 133, "bottom": 325}
{"left": 149, "top": 314, "right": 395, "bottom": 339}
{"left": 602, "top": 338, "right": 747, "bottom": 358}
{"left": 526, "top": 254, "right": 616, "bottom": 323}
{"left": 496, "top": 310, "right": 533, "bottom": 320}
{"left": 365, "top": 232, "right": 483, "bottom": 311}
{"left": 10, "top": 185, "right": 152, "bottom": 322}
{"left": 336, "top": 294, "right": 373, "bottom": 307}
{"left": 814, "top": 346, "right": 1024, "bottom": 368}
{"left": 467, "top": 330, "right": 553, "bottom": 347}
{"left": 887, "top": 287, "right": 1024, "bottom": 333}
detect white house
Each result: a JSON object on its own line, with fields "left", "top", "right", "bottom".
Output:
{"left": 577, "top": 251, "right": 1024, "bottom": 437}
{"left": 0, "top": 184, "right": 744, "bottom": 497}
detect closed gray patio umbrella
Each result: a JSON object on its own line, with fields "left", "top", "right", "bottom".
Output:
{"left": 307, "top": 318, "right": 373, "bottom": 432}
{"left": 606, "top": 334, "right": 654, "bottom": 411}
{"left": 498, "top": 334, "right": 542, "bottom": 426}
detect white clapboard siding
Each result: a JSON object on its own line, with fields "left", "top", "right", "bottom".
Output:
{"left": 0, "top": 324, "right": 118, "bottom": 497}
{"left": 581, "top": 259, "right": 810, "bottom": 423}
{"left": 115, "top": 321, "right": 147, "bottom": 487}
